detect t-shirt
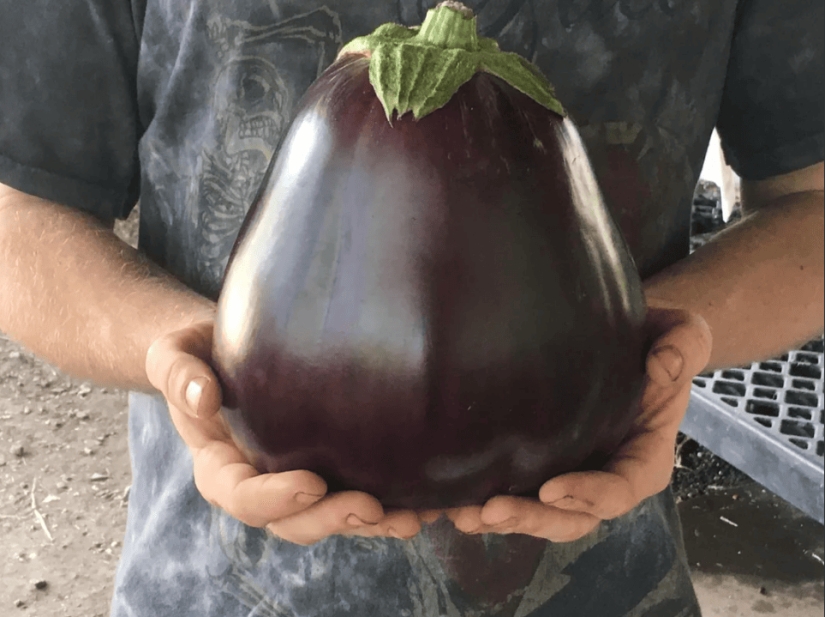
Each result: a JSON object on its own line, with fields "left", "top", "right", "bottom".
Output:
{"left": 0, "top": 1, "right": 822, "bottom": 616}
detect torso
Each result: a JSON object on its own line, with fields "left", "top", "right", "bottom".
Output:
{"left": 115, "top": 2, "right": 737, "bottom": 614}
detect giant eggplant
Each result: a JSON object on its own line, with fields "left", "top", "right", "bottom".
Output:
{"left": 212, "top": 2, "right": 648, "bottom": 510}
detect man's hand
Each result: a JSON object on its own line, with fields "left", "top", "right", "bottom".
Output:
{"left": 421, "top": 302, "right": 712, "bottom": 541}
{"left": 145, "top": 320, "right": 422, "bottom": 545}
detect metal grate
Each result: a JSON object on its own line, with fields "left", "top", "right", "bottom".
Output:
{"left": 680, "top": 193, "right": 825, "bottom": 523}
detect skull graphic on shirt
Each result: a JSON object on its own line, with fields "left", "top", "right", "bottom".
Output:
{"left": 192, "top": 6, "right": 343, "bottom": 298}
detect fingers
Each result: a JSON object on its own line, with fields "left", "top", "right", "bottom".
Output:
{"left": 418, "top": 509, "right": 447, "bottom": 524}
{"left": 191, "top": 431, "right": 420, "bottom": 545}
{"left": 606, "top": 395, "right": 683, "bottom": 495}
{"left": 535, "top": 405, "right": 679, "bottom": 525}
{"left": 146, "top": 320, "right": 222, "bottom": 420}
{"left": 349, "top": 509, "right": 422, "bottom": 541}
{"left": 484, "top": 498, "right": 600, "bottom": 542}
{"left": 265, "top": 491, "right": 386, "bottom": 546}
{"left": 193, "top": 440, "right": 328, "bottom": 527}
{"left": 445, "top": 498, "right": 600, "bottom": 542}
{"left": 538, "top": 421, "right": 678, "bottom": 522}
{"left": 539, "top": 472, "right": 638, "bottom": 520}
{"left": 445, "top": 505, "right": 484, "bottom": 534}
{"left": 644, "top": 307, "right": 713, "bottom": 388}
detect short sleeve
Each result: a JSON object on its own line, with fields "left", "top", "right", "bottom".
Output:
{"left": 716, "top": 0, "right": 824, "bottom": 181}
{"left": 0, "top": 1, "right": 142, "bottom": 221}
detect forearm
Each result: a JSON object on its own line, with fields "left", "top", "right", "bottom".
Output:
{"left": 643, "top": 190, "right": 824, "bottom": 372}
{"left": 0, "top": 189, "right": 215, "bottom": 390}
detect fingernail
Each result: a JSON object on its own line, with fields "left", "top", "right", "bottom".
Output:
{"left": 387, "top": 527, "right": 404, "bottom": 540}
{"left": 652, "top": 346, "right": 683, "bottom": 382}
{"left": 347, "top": 514, "right": 377, "bottom": 527}
{"left": 185, "top": 377, "right": 209, "bottom": 417}
{"left": 293, "top": 492, "right": 324, "bottom": 505}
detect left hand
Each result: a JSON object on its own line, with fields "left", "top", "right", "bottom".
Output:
{"left": 147, "top": 320, "right": 422, "bottom": 545}
{"left": 420, "top": 300, "right": 713, "bottom": 542}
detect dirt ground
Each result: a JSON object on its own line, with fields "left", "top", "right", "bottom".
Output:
{"left": 0, "top": 208, "right": 820, "bottom": 616}
{"left": 0, "top": 340, "right": 130, "bottom": 615}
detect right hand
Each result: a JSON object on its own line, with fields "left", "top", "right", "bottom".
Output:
{"left": 145, "top": 319, "right": 422, "bottom": 545}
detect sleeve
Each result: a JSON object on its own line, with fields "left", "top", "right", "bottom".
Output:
{"left": 0, "top": 0, "right": 143, "bottom": 222}
{"left": 716, "top": 0, "right": 824, "bottom": 181}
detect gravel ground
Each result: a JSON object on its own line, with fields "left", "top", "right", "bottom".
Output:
{"left": 0, "top": 334, "right": 131, "bottom": 615}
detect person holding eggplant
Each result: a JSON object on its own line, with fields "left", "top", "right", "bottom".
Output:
{"left": 0, "top": 1, "right": 821, "bottom": 616}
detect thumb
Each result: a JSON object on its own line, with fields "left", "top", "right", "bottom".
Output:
{"left": 646, "top": 308, "right": 713, "bottom": 387}
{"left": 145, "top": 321, "right": 222, "bottom": 419}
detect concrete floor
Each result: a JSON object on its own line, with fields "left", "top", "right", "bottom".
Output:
{"left": 678, "top": 482, "right": 824, "bottom": 616}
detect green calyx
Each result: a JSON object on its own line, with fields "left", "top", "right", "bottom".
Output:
{"left": 339, "top": 1, "right": 566, "bottom": 121}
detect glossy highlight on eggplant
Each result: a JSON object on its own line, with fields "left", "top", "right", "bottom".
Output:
{"left": 212, "top": 54, "right": 648, "bottom": 510}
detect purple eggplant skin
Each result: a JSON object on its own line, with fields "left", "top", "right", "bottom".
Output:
{"left": 212, "top": 54, "right": 648, "bottom": 511}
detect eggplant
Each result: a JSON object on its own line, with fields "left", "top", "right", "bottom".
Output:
{"left": 212, "top": 2, "right": 647, "bottom": 510}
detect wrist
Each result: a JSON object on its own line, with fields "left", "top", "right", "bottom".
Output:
{"left": 642, "top": 192, "right": 823, "bottom": 371}
{"left": 116, "top": 285, "right": 217, "bottom": 392}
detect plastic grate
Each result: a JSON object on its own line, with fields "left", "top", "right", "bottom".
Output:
{"left": 684, "top": 338, "right": 824, "bottom": 523}
{"left": 691, "top": 340, "right": 824, "bottom": 463}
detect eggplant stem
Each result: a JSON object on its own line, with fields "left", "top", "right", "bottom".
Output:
{"left": 337, "top": 3, "right": 566, "bottom": 121}
{"left": 416, "top": 2, "right": 479, "bottom": 51}
{"left": 435, "top": 1, "right": 474, "bottom": 18}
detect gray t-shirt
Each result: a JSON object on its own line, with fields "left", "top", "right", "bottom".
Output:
{"left": 0, "top": 1, "right": 822, "bottom": 616}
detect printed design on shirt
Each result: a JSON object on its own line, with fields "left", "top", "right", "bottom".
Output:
{"left": 520, "top": 502, "right": 678, "bottom": 617}
{"left": 208, "top": 505, "right": 415, "bottom": 616}
{"left": 397, "top": 519, "right": 562, "bottom": 617}
{"left": 191, "top": 6, "right": 343, "bottom": 297}
{"left": 556, "top": 0, "right": 685, "bottom": 29}
{"left": 206, "top": 510, "right": 294, "bottom": 616}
